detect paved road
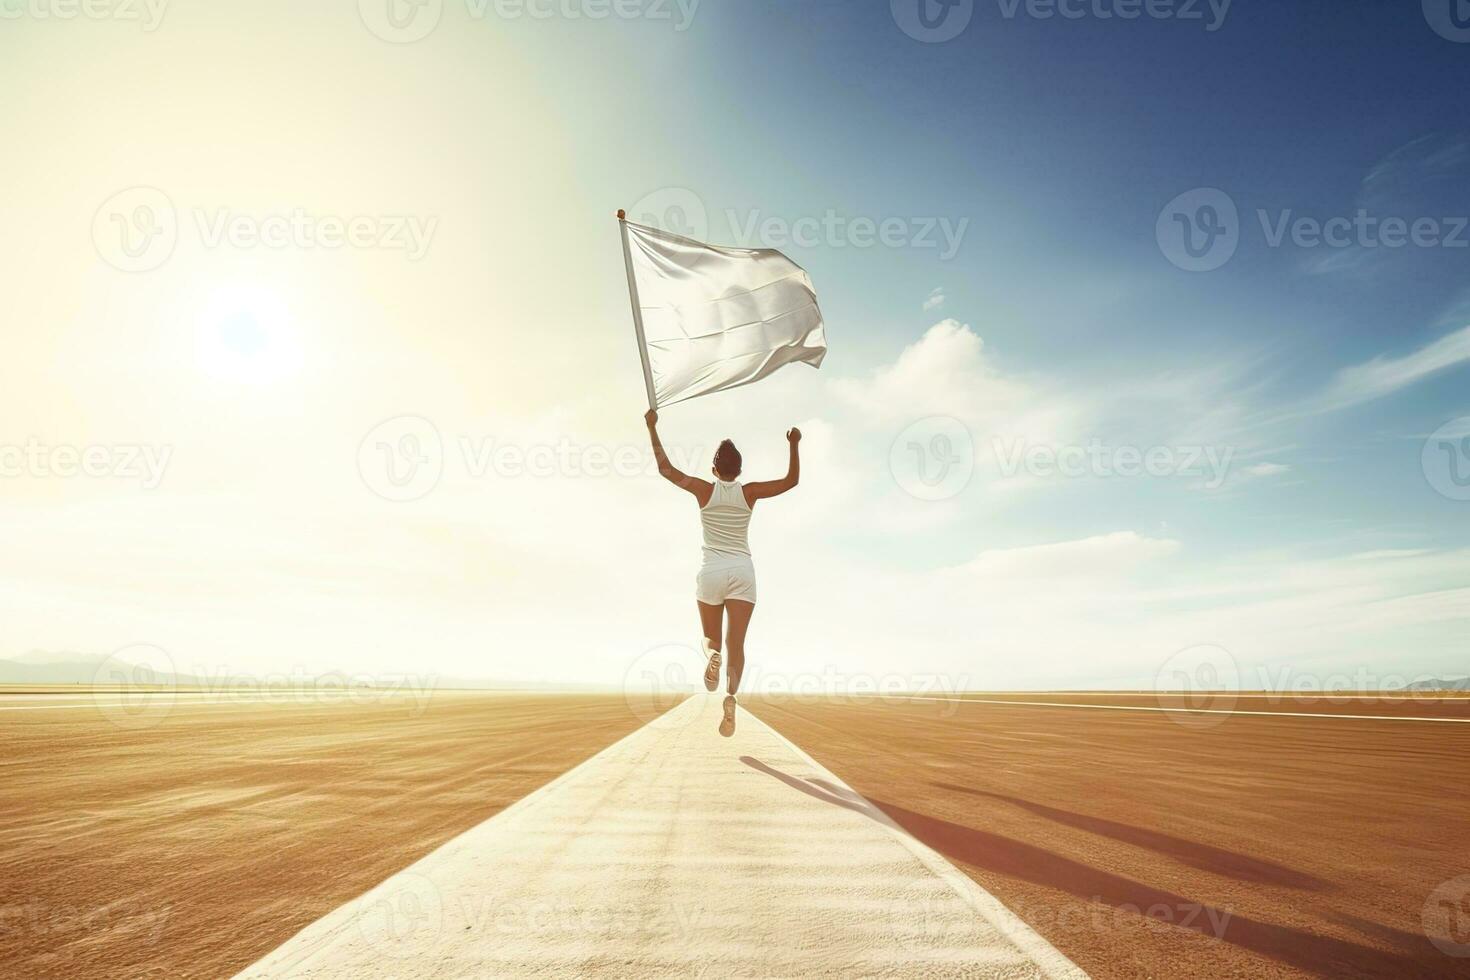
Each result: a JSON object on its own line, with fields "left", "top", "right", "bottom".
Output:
{"left": 235, "top": 695, "right": 1086, "bottom": 979}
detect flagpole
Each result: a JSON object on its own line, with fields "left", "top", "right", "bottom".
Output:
{"left": 617, "top": 209, "right": 658, "bottom": 411}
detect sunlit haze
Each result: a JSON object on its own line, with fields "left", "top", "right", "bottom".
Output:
{"left": 3, "top": 1, "right": 1468, "bottom": 694}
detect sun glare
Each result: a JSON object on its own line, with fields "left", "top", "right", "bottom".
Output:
{"left": 195, "top": 285, "right": 303, "bottom": 385}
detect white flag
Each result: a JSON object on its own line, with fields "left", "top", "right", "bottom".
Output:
{"left": 622, "top": 220, "right": 826, "bottom": 408}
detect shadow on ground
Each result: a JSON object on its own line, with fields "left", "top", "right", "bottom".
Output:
{"left": 933, "top": 784, "right": 1328, "bottom": 891}
{"left": 740, "top": 756, "right": 1444, "bottom": 979}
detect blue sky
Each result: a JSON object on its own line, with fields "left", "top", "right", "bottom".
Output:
{"left": 1, "top": 1, "right": 1466, "bottom": 690}
{"left": 577, "top": 1, "right": 1470, "bottom": 552}
{"left": 640, "top": 0, "right": 1470, "bottom": 540}
{"left": 497, "top": 0, "right": 1470, "bottom": 683}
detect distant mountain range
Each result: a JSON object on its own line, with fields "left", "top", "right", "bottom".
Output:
{"left": 8, "top": 649, "right": 1465, "bottom": 694}
{"left": 0, "top": 650, "right": 609, "bottom": 692}
{"left": 0, "top": 651, "right": 215, "bottom": 687}
{"left": 1404, "top": 677, "right": 1470, "bottom": 691}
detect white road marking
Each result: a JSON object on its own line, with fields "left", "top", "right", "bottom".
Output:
{"left": 234, "top": 695, "right": 1088, "bottom": 979}
{"left": 877, "top": 695, "right": 1470, "bottom": 724}
{"left": 4, "top": 690, "right": 1465, "bottom": 723}
{"left": 920, "top": 691, "right": 1470, "bottom": 702}
{"left": 747, "top": 706, "right": 1084, "bottom": 977}
{"left": 0, "top": 693, "right": 421, "bottom": 713}
{"left": 0, "top": 692, "right": 352, "bottom": 700}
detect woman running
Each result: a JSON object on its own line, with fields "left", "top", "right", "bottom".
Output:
{"left": 644, "top": 409, "right": 801, "bottom": 736}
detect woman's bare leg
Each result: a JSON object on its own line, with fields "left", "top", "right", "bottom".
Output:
{"left": 697, "top": 601, "right": 724, "bottom": 691}
{"left": 696, "top": 601, "right": 724, "bottom": 653}
{"left": 724, "top": 600, "right": 754, "bottom": 696}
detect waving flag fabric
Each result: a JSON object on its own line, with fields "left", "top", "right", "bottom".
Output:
{"left": 620, "top": 219, "right": 827, "bottom": 408}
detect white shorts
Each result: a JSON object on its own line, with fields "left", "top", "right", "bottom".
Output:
{"left": 696, "top": 555, "right": 757, "bottom": 605}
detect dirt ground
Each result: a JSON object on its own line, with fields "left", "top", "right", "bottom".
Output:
{"left": 6, "top": 689, "right": 1467, "bottom": 979}
{"left": 745, "top": 694, "right": 1470, "bottom": 980}
{"left": 0, "top": 691, "right": 674, "bottom": 979}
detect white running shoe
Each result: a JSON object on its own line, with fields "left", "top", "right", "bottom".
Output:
{"left": 720, "top": 695, "right": 736, "bottom": 737}
{"left": 702, "top": 639, "right": 722, "bottom": 693}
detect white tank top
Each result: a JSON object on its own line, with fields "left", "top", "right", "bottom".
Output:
{"left": 700, "top": 480, "right": 752, "bottom": 560}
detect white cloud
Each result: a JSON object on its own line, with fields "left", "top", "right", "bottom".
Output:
{"left": 830, "top": 319, "right": 1077, "bottom": 438}
{"left": 950, "top": 531, "right": 1179, "bottom": 581}
{"left": 922, "top": 286, "right": 945, "bottom": 311}
{"left": 1310, "top": 324, "right": 1470, "bottom": 414}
